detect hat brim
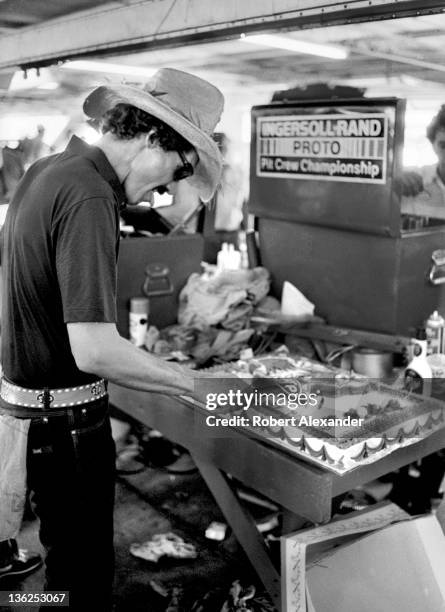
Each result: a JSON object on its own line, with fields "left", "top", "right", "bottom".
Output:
{"left": 83, "top": 85, "right": 222, "bottom": 202}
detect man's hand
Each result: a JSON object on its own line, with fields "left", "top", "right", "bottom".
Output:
{"left": 397, "top": 171, "right": 424, "bottom": 197}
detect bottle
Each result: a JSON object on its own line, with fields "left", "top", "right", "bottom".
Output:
{"left": 227, "top": 243, "right": 241, "bottom": 270}
{"left": 216, "top": 242, "right": 229, "bottom": 271}
{"left": 404, "top": 328, "right": 432, "bottom": 396}
{"left": 238, "top": 230, "right": 249, "bottom": 269}
{"left": 129, "top": 297, "right": 149, "bottom": 347}
{"left": 425, "top": 310, "right": 445, "bottom": 355}
{"left": 216, "top": 243, "right": 241, "bottom": 271}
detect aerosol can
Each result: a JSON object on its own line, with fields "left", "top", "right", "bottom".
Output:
{"left": 129, "top": 297, "right": 149, "bottom": 347}
{"left": 425, "top": 310, "right": 445, "bottom": 355}
{"left": 404, "top": 328, "right": 432, "bottom": 397}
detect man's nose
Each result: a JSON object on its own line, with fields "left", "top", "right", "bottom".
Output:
{"left": 166, "top": 181, "right": 178, "bottom": 196}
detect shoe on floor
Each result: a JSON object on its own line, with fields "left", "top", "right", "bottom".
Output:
{"left": 0, "top": 549, "right": 43, "bottom": 580}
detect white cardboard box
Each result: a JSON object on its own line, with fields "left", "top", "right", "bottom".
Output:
{"left": 281, "top": 502, "right": 440, "bottom": 612}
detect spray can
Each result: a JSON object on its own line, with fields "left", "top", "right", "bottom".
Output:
{"left": 129, "top": 297, "right": 149, "bottom": 347}
{"left": 425, "top": 310, "right": 445, "bottom": 355}
{"left": 404, "top": 328, "right": 432, "bottom": 396}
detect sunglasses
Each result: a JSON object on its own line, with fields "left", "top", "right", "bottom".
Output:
{"left": 173, "top": 150, "right": 194, "bottom": 182}
{"left": 155, "top": 150, "right": 194, "bottom": 195}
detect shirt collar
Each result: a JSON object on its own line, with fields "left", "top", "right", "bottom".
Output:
{"left": 66, "top": 135, "right": 127, "bottom": 209}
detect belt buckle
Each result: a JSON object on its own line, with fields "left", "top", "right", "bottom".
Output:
{"left": 37, "top": 387, "right": 54, "bottom": 409}
{"left": 91, "top": 381, "right": 103, "bottom": 398}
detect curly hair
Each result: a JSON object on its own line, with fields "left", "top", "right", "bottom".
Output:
{"left": 426, "top": 105, "right": 445, "bottom": 143}
{"left": 100, "top": 103, "right": 193, "bottom": 152}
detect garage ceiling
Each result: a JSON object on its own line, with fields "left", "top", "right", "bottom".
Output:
{"left": 1, "top": 1, "right": 445, "bottom": 137}
{"left": 0, "top": 0, "right": 112, "bottom": 32}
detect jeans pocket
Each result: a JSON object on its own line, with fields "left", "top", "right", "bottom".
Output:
{"left": 71, "top": 413, "right": 107, "bottom": 436}
{"left": 69, "top": 407, "right": 115, "bottom": 483}
{"left": 70, "top": 404, "right": 105, "bottom": 458}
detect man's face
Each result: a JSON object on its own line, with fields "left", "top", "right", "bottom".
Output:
{"left": 124, "top": 139, "right": 198, "bottom": 205}
{"left": 432, "top": 129, "right": 445, "bottom": 167}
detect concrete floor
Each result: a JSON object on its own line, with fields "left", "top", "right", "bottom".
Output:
{"left": 1, "top": 463, "right": 272, "bottom": 611}
{"left": 3, "top": 449, "right": 445, "bottom": 612}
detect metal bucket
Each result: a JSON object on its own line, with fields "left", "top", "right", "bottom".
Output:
{"left": 352, "top": 348, "right": 393, "bottom": 378}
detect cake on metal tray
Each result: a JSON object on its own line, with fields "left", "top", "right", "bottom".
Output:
{"left": 200, "top": 354, "right": 445, "bottom": 474}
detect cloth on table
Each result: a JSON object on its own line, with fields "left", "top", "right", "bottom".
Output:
{"left": 178, "top": 267, "right": 270, "bottom": 330}
{"left": 145, "top": 268, "right": 271, "bottom": 363}
{"left": 191, "top": 328, "right": 254, "bottom": 364}
{"left": 153, "top": 325, "right": 254, "bottom": 364}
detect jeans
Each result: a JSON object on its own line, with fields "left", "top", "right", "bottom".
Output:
{"left": 26, "top": 398, "right": 115, "bottom": 611}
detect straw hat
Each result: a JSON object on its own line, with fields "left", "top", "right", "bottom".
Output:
{"left": 83, "top": 68, "right": 224, "bottom": 201}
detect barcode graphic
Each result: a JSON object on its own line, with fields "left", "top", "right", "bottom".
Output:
{"left": 259, "top": 137, "right": 385, "bottom": 159}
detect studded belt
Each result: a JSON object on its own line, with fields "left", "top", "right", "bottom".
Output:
{"left": 0, "top": 377, "right": 107, "bottom": 409}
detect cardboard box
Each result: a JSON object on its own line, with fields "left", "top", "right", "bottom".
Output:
{"left": 281, "top": 503, "right": 445, "bottom": 611}
{"left": 307, "top": 517, "right": 445, "bottom": 612}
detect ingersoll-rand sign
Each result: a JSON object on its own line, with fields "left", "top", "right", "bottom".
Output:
{"left": 256, "top": 113, "right": 388, "bottom": 184}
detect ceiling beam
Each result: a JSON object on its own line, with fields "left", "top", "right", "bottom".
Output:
{"left": 351, "top": 45, "right": 445, "bottom": 74}
{"left": 0, "top": 0, "right": 444, "bottom": 71}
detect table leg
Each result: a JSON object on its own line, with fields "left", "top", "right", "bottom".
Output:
{"left": 192, "top": 455, "right": 281, "bottom": 611}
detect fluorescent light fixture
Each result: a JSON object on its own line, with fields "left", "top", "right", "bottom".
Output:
{"left": 38, "top": 82, "right": 59, "bottom": 90}
{"left": 9, "top": 68, "right": 55, "bottom": 91}
{"left": 240, "top": 34, "right": 348, "bottom": 60}
{"left": 62, "top": 60, "right": 157, "bottom": 78}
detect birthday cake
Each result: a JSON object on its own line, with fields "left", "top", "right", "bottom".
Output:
{"left": 200, "top": 354, "right": 445, "bottom": 474}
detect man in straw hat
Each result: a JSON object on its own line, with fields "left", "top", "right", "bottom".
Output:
{"left": 0, "top": 68, "right": 224, "bottom": 610}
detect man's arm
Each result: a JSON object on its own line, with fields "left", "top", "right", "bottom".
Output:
{"left": 67, "top": 322, "right": 195, "bottom": 395}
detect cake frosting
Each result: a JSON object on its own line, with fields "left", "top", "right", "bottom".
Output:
{"left": 200, "top": 354, "right": 445, "bottom": 474}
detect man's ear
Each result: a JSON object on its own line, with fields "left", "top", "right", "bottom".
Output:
{"left": 145, "top": 129, "right": 159, "bottom": 148}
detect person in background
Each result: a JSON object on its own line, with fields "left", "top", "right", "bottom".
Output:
{"left": 401, "top": 105, "right": 445, "bottom": 219}
{"left": 213, "top": 132, "right": 245, "bottom": 233}
{"left": 203, "top": 132, "right": 245, "bottom": 262}
{"left": 0, "top": 144, "right": 25, "bottom": 203}
{"left": 154, "top": 132, "right": 246, "bottom": 260}
{"left": 0, "top": 68, "right": 224, "bottom": 610}
{"left": 19, "top": 124, "right": 51, "bottom": 168}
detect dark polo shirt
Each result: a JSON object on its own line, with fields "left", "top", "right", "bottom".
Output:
{"left": 1, "top": 136, "right": 126, "bottom": 388}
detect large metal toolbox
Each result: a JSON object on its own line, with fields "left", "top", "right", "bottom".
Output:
{"left": 259, "top": 218, "right": 445, "bottom": 334}
{"left": 249, "top": 97, "right": 445, "bottom": 335}
{"left": 250, "top": 98, "right": 405, "bottom": 237}
{"left": 116, "top": 234, "right": 203, "bottom": 337}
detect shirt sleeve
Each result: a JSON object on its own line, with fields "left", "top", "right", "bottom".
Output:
{"left": 54, "top": 197, "right": 118, "bottom": 323}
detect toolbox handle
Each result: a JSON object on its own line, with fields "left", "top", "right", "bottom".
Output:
{"left": 142, "top": 263, "right": 174, "bottom": 297}
{"left": 429, "top": 250, "right": 445, "bottom": 285}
